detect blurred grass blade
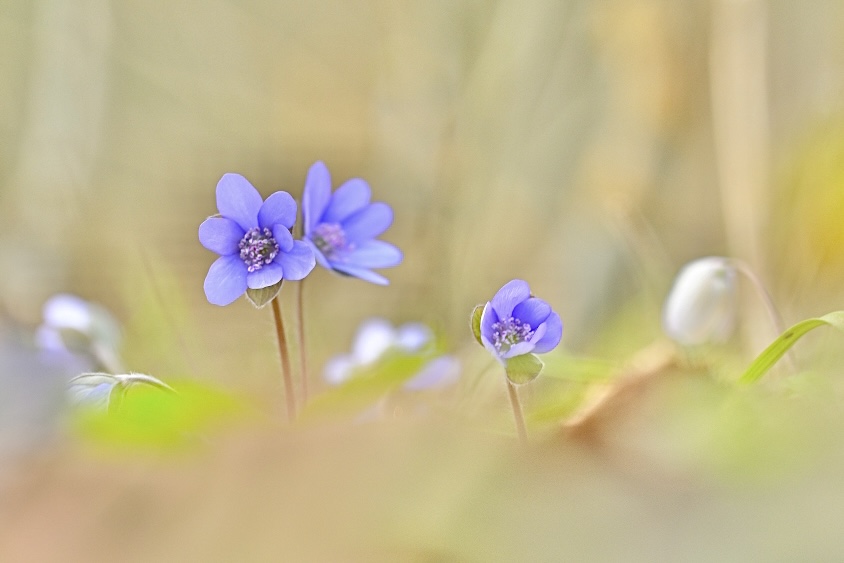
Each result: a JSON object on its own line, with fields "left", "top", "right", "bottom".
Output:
{"left": 740, "top": 311, "right": 844, "bottom": 383}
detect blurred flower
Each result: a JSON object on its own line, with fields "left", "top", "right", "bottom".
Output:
{"left": 478, "top": 279, "right": 562, "bottom": 362}
{"left": 36, "top": 293, "right": 122, "bottom": 373}
{"left": 68, "top": 372, "right": 174, "bottom": 412}
{"left": 324, "top": 318, "right": 459, "bottom": 390}
{"left": 199, "top": 173, "right": 315, "bottom": 306}
{"left": 663, "top": 256, "right": 738, "bottom": 345}
{"left": 301, "top": 161, "right": 401, "bottom": 285}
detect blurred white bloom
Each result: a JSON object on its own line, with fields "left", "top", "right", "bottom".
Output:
{"left": 36, "top": 293, "right": 122, "bottom": 373}
{"left": 67, "top": 372, "right": 174, "bottom": 411}
{"left": 663, "top": 257, "right": 738, "bottom": 345}
{"left": 403, "top": 356, "right": 461, "bottom": 391}
{"left": 324, "top": 318, "right": 458, "bottom": 390}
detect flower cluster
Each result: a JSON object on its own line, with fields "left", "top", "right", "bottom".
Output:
{"left": 200, "top": 164, "right": 402, "bottom": 306}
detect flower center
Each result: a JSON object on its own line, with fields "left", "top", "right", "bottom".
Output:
{"left": 491, "top": 317, "right": 534, "bottom": 354}
{"left": 238, "top": 227, "right": 279, "bottom": 272}
{"left": 311, "top": 222, "right": 351, "bottom": 258}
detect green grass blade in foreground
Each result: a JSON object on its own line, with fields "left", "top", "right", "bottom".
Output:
{"left": 740, "top": 311, "right": 844, "bottom": 384}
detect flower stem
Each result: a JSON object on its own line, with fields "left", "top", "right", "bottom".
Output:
{"left": 729, "top": 258, "right": 796, "bottom": 369}
{"left": 505, "top": 379, "right": 527, "bottom": 444}
{"left": 296, "top": 278, "right": 309, "bottom": 406}
{"left": 271, "top": 297, "right": 296, "bottom": 423}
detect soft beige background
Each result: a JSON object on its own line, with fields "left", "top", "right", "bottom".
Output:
{"left": 4, "top": 0, "right": 844, "bottom": 393}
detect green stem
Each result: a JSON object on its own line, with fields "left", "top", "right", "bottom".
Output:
{"left": 729, "top": 258, "right": 795, "bottom": 370}
{"left": 506, "top": 378, "right": 527, "bottom": 444}
{"left": 271, "top": 297, "right": 296, "bottom": 423}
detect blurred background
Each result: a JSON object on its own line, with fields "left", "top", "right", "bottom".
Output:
{"left": 3, "top": 0, "right": 844, "bottom": 560}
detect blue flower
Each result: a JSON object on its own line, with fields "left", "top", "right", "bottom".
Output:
{"left": 199, "top": 173, "right": 316, "bottom": 306}
{"left": 323, "top": 318, "right": 459, "bottom": 390}
{"left": 36, "top": 293, "right": 123, "bottom": 373}
{"left": 301, "top": 161, "right": 402, "bottom": 285}
{"left": 479, "top": 279, "right": 562, "bottom": 361}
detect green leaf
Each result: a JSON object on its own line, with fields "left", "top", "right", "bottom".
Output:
{"left": 470, "top": 304, "right": 484, "bottom": 346}
{"left": 505, "top": 353, "right": 544, "bottom": 385}
{"left": 74, "top": 380, "right": 253, "bottom": 450}
{"left": 246, "top": 280, "right": 283, "bottom": 308}
{"left": 740, "top": 311, "right": 844, "bottom": 384}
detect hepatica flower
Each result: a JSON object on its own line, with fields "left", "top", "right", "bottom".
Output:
{"left": 472, "top": 279, "right": 562, "bottom": 384}
{"left": 199, "top": 174, "right": 315, "bottom": 306}
{"left": 36, "top": 293, "right": 122, "bottom": 373}
{"left": 663, "top": 257, "right": 737, "bottom": 346}
{"left": 301, "top": 161, "right": 401, "bottom": 285}
{"left": 324, "top": 318, "right": 460, "bottom": 391}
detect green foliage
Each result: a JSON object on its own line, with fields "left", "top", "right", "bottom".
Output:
{"left": 470, "top": 304, "right": 484, "bottom": 346}
{"left": 246, "top": 280, "right": 283, "bottom": 308}
{"left": 74, "top": 380, "right": 253, "bottom": 451}
{"left": 505, "top": 353, "right": 543, "bottom": 385}
{"left": 740, "top": 311, "right": 844, "bottom": 384}
{"left": 540, "top": 352, "right": 618, "bottom": 383}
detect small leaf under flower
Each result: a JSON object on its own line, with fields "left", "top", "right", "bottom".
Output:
{"left": 246, "top": 280, "right": 283, "bottom": 308}
{"left": 505, "top": 353, "right": 544, "bottom": 385}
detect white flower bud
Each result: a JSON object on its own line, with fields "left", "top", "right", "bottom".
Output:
{"left": 663, "top": 257, "right": 738, "bottom": 345}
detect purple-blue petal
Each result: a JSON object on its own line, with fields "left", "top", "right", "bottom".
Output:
{"left": 403, "top": 356, "right": 461, "bottom": 391}
{"left": 479, "top": 302, "right": 498, "bottom": 343}
{"left": 275, "top": 240, "right": 316, "bottom": 281}
{"left": 204, "top": 255, "right": 248, "bottom": 306}
{"left": 531, "top": 312, "right": 562, "bottom": 354}
{"left": 331, "top": 264, "right": 389, "bottom": 285}
{"left": 303, "top": 238, "right": 332, "bottom": 269}
{"left": 258, "top": 191, "right": 297, "bottom": 230}
{"left": 512, "top": 298, "right": 552, "bottom": 329}
{"left": 216, "top": 173, "right": 263, "bottom": 232}
{"left": 341, "top": 203, "right": 394, "bottom": 244}
{"left": 303, "top": 161, "right": 331, "bottom": 235}
{"left": 246, "top": 263, "right": 284, "bottom": 289}
{"left": 322, "top": 178, "right": 371, "bottom": 224}
{"left": 346, "top": 240, "right": 403, "bottom": 269}
{"left": 199, "top": 217, "right": 244, "bottom": 256}
{"left": 272, "top": 224, "right": 294, "bottom": 252}
{"left": 490, "top": 279, "right": 531, "bottom": 319}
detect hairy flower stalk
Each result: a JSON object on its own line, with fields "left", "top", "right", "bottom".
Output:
{"left": 271, "top": 298, "right": 296, "bottom": 422}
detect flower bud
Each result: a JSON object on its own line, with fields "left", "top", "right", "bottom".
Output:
{"left": 663, "top": 257, "right": 738, "bottom": 345}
